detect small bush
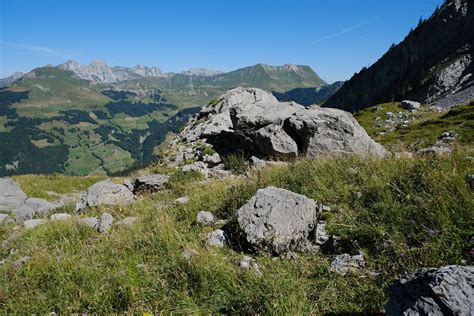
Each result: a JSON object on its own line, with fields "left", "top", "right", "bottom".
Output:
{"left": 223, "top": 153, "right": 248, "bottom": 174}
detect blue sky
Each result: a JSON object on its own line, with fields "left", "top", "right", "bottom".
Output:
{"left": 1, "top": 0, "right": 443, "bottom": 82}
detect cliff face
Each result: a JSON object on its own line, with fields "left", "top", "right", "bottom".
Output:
{"left": 325, "top": 0, "right": 474, "bottom": 112}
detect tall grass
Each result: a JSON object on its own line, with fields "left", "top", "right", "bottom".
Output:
{"left": 1, "top": 153, "right": 472, "bottom": 313}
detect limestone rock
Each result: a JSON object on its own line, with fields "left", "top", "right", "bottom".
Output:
{"left": 0, "top": 213, "right": 14, "bottom": 225}
{"left": 386, "top": 265, "right": 474, "bottom": 316}
{"left": 196, "top": 211, "right": 214, "bottom": 225}
{"left": 0, "top": 178, "right": 27, "bottom": 212}
{"left": 23, "top": 219, "right": 47, "bottom": 230}
{"left": 132, "top": 174, "right": 170, "bottom": 194}
{"left": 115, "top": 216, "right": 137, "bottom": 227}
{"left": 330, "top": 253, "right": 365, "bottom": 275}
{"left": 15, "top": 198, "right": 57, "bottom": 221}
{"left": 75, "top": 180, "right": 134, "bottom": 212}
{"left": 50, "top": 213, "right": 72, "bottom": 221}
{"left": 236, "top": 186, "right": 318, "bottom": 253}
{"left": 207, "top": 229, "right": 225, "bottom": 247}
{"left": 13, "top": 256, "right": 32, "bottom": 269}
{"left": 97, "top": 212, "right": 113, "bottom": 233}
{"left": 174, "top": 196, "right": 189, "bottom": 205}
{"left": 77, "top": 217, "right": 99, "bottom": 228}
{"left": 181, "top": 248, "right": 198, "bottom": 260}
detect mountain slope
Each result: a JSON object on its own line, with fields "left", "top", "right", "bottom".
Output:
{"left": 325, "top": 0, "right": 474, "bottom": 112}
{"left": 0, "top": 63, "right": 325, "bottom": 176}
{"left": 273, "top": 81, "right": 344, "bottom": 106}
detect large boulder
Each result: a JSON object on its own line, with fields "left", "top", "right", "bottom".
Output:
{"left": 176, "top": 88, "right": 386, "bottom": 160}
{"left": 0, "top": 178, "right": 27, "bottom": 212}
{"left": 76, "top": 180, "right": 134, "bottom": 212}
{"left": 236, "top": 186, "right": 319, "bottom": 253}
{"left": 386, "top": 265, "right": 474, "bottom": 315}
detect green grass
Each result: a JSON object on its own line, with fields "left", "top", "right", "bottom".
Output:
{"left": 355, "top": 101, "right": 474, "bottom": 149}
{"left": 1, "top": 153, "right": 472, "bottom": 313}
{"left": 11, "top": 175, "right": 106, "bottom": 201}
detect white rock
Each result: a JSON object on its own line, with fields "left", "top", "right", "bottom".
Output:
{"left": 77, "top": 217, "right": 98, "bottom": 228}
{"left": 97, "top": 212, "right": 113, "bottom": 233}
{"left": 196, "top": 211, "right": 214, "bottom": 225}
{"left": 0, "top": 178, "right": 27, "bottom": 212}
{"left": 115, "top": 216, "right": 137, "bottom": 227}
{"left": 330, "top": 253, "right": 365, "bottom": 275}
{"left": 50, "top": 213, "right": 72, "bottom": 221}
{"left": 23, "top": 219, "right": 47, "bottom": 230}
{"left": 75, "top": 180, "right": 134, "bottom": 212}
{"left": 0, "top": 213, "right": 14, "bottom": 225}
{"left": 174, "top": 196, "right": 189, "bottom": 205}
{"left": 207, "top": 229, "right": 225, "bottom": 247}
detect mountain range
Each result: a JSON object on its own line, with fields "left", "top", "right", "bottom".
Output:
{"left": 0, "top": 62, "right": 331, "bottom": 177}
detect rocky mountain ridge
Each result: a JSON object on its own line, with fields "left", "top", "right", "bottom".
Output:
{"left": 326, "top": 0, "right": 474, "bottom": 111}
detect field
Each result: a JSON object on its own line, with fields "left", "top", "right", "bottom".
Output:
{"left": 0, "top": 152, "right": 472, "bottom": 313}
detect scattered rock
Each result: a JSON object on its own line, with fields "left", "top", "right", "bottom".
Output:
{"left": 202, "top": 153, "right": 222, "bottom": 166}
{"left": 236, "top": 186, "right": 318, "bottom": 254}
{"left": 401, "top": 100, "right": 421, "bottom": 111}
{"left": 439, "top": 130, "right": 457, "bottom": 143}
{"left": 0, "top": 213, "right": 14, "bottom": 225}
{"left": 196, "top": 211, "right": 215, "bottom": 225}
{"left": 23, "top": 219, "right": 47, "bottom": 230}
{"left": 207, "top": 229, "right": 226, "bottom": 247}
{"left": 239, "top": 255, "right": 261, "bottom": 273}
{"left": 15, "top": 198, "right": 57, "bottom": 221}
{"left": 132, "top": 174, "right": 170, "bottom": 194}
{"left": 115, "top": 216, "right": 137, "bottom": 227}
{"left": 416, "top": 145, "right": 453, "bottom": 157}
{"left": 182, "top": 161, "right": 209, "bottom": 176}
{"left": 13, "top": 256, "right": 32, "bottom": 269}
{"left": 181, "top": 248, "right": 198, "bottom": 260}
{"left": 174, "top": 196, "right": 189, "bottom": 205}
{"left": 249, "top": 156, "right": 267, "bottom": 169}
{"left": 330, "top": 253, "right": 365, "bottom": 275}
{"left": 97, "top": 212, "right": 113, "bottom": 233}
{"left": 386, "top": 265, "right": 474, "bottom": 316}
{"left": 75, "top": 180, "right": 134, "bottom": 212}
{"left": 315, "top": 221, "right": 330, "bottom": 247}
{"left": 77, "top": 217, "right": 99, "bottom": 228}
{"left": 50, "top": 213, "right": 72, "bottom": 221}
{"left": 0, "top": 178, "right": 27, "bottom": 212}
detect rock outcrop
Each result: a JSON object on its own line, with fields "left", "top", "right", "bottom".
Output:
{"left": 174, "top": 87, "right": 386, "bottom": 162}
{"left": 130, "top": 174, "right": 170, "bottom": 194}
{"left": 0, "top": 179, "right": 27, "bottom": 212}
{"left": 386, "top": 265, "right": 474, "bottom": 315}
{"left": 76, "top": 180, "right": 134, "bottom": 212}
{"left": 326, "top": 0, "right": 474, "bottom": 111}
{"left": 236, "top": 186, "right": 319, "bottom": 253}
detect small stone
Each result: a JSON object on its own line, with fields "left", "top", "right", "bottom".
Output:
{"left": 181, "top": 248, "right": 198, "bottom": 260}
{"left": 196, "top": 211, "right": 214, "bottom": 225}
{"left": 174, "top": 196, "right": 189, "bottom": 205}
{"left": 50, "top": 213, "right": 72, "bottom": 221}
{"left": 77, "top": 217, "right": 99, "bottom": 228}
{"left": 239, "top": 255, "right": 261, "bottom": 273}
{"left": 0, "top": 213, "right": 14, "bottom": 225}
{"left": 23, "top": 219, "right": 47, "bottom": 230}
{"left": 315, "top": 221, "right": 330, "bottom": 246}
{"left": 285, "top": 251, "right": 299, "bottom": 260}
{"left": 13, "top": 256, "right": 32, "bottom": 269}
{"left": 97, "top": 212, "right": 113, "bottom": 233}
{"left": 202, "top": 153, "right": 222, "bottom": 166}
{"left": 136, "top": 263, "right": 146, "bottom": 270}
{"left": 330, "top": 253, "right": 365, "bottom": 275}
{"left": 321, "top": 205, "right": 331, "bottom": 212}
{"left": 115, "top": 216, "right": 137, "bottom": 227}
{"left": 207, "top": 229, "right": 225, "bottom": 247}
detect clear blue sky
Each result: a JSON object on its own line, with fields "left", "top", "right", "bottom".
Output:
{"left": 1, "top": 0, "right": 442, "bottom": 82}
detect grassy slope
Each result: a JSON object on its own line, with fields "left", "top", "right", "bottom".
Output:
{"left": 355, "top": 101, "right": 474, "bottom": 149}
{"left": 1, "top": 154, "right": 472, "bottom": 313}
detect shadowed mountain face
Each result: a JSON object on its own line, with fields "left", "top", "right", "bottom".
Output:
{"left": 325, "top": 0, "right": 474, "bottom": 112}
{"left": 273, "top": 81, "right": 344, "bottom": 106}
